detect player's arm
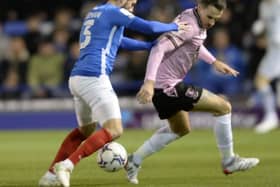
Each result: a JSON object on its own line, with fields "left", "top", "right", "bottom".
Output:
{"left": 137, "top": 37, "right": 175, "bottom": 104}
{"left": 213, "top": 60, "right": 239, "bottom": 77}
{"left": 198, "top": 45, "right": 239, "bottom": 77}
{"left": 198, "top": 45, "right": 216, "bottom": 64}
{"left": 127, "top": 17, "right": 180, "bottom": 34}
{"left": 109, "top": 8, "right": 188, "bottom": 35}
{"left": 145, "top": 36, "right": 176, "bottom": 82}
{"left": 120, "top": 37, "right": 154, "bottom": 51}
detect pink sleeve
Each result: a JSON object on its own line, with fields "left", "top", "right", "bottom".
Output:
{"left": 144, "top": 37, "right": 175, "bottom": 81}
{"left": 198, "top": 45, "right": 216, "bottom": 64}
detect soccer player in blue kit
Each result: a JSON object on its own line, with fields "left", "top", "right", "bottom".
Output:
{"left": 38, "top": 0, "right": 188, "bottom": 186}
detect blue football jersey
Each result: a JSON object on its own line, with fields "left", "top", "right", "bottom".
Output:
{"left": 71, "top": 3, "right": 136, "bottom": 77}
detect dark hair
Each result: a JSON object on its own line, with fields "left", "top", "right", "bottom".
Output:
{"left": 198, "top": 0, "right": 227, "bottom": 10}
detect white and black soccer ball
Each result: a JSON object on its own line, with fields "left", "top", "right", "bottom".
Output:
{"left": 97, "top": 142, "right": 128, "bottom": 172}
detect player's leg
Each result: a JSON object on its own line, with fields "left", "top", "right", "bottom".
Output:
{"left": 192, "top": 89, "right": 234, "bottom": 160}
{"left": 49, "top": 97, "right": 96, "bottom": 172}
{"left": 54, "top": 76, "right": 123, "bottom": 187}
{"left": 132, "top": 111, "right": 190, "bottom": 164}
{"left": 39, "top": 80, "right": 98, "bottom": 187}
{"left": 254, "top": 73, "right": 278, "bottom": 133}
{"left": 126, "top": 111, "right": 190, "bottom": 184}
{"left": 39, "top": 125, "right": 95, "bottom": 187}
{"left": 192, "top": 89, "right": 259, "bottom": 174}
{"left": 254, "top": 51, "right": 279, "bottom": 133}
{"left": 126, "top": 83, "right": 198, "bottom": 184}
{"left": 66, "top": 76, "right": 123, "bottom": 165}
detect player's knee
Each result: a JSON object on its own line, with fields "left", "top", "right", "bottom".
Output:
{"left": 177, "top": 128, "right": 190, "bottom": 137}
{"left": 79, "top": 123, "right": 97, "bottom": 137}
{"left": 102, "top": 119, "right": 123, "bottom": 139}
{"left": 217, "top": 100, "right": 232, "bottom": 115}
{"left": 254, "top": 74, "right": 270, "bottom": 89}
{"left": 104, "top": 125, "right": 123, "bottom": 139}
{"left": 170, "top": 125, "right": 191, "bottom": 137}
{"left": 112, "top": 126, "right": 123, "bottom": 139}
{"left": 224, "top": 101, "right": 232, "bottom": 113}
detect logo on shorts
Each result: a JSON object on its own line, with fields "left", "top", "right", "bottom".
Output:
{"left": 185, "top": 87, "right": 199, "bottom": 100}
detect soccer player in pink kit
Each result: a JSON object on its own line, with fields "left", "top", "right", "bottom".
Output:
{"left": 125, "top": 0, "right": 260, "bottom": 184}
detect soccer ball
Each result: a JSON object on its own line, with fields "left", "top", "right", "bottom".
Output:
{"left": 97, "top": 142, "right": 128, "bottom": 172}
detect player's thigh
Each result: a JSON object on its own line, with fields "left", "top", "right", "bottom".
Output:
{"left": 79, "top": 90, "right": 123, "bottom": 139}
{"left": 73, "top": 96, "right": 95, "bottom": 127}
{"left": 91, "top": 92, "right": 123, "bottom": 138}
{"left": 192, "top": 89, "right": 231, "bottom": 115}
{"left": 90, "top": 88, "right": 121, "bottom": 126}
{"left": 70, "top": 76, "right": 121, "bottom": 127}
{"left": 78, "top": 76, "right": 122, "bottom": 126}
{"left": 167, "top": 111, "right": 191, "bottom": 136}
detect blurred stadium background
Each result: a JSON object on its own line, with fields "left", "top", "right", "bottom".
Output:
{"left": 0, "top": 0, "right": 279, "bottom": 186}
{"left": 0, "top": 0, "right": 274, "bottom": 130}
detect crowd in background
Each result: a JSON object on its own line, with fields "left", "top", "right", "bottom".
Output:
{"left": 0, "top": 0, "right": 266, "bottom": 101}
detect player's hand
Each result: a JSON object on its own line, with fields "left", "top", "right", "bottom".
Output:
{"left": 136, "top": 80, "right": 155, "bottom": 104}
{"left": 175, "top": 21, "right": 190, "bottom": 31}
{"left": 213, "top": 60, "right": 239, "bottom": 77}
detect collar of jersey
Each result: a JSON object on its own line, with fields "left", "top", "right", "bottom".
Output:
{"left": 193, "top": 7, "right": 203, "bottom": 29}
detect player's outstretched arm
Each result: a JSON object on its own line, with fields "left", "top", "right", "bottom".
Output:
{"left": 109, "top": 7, "right": 188, "bottom": 35}
{"left": 198, "top": 45, "right": 216, "bottom": 64}
{"left": 127, "top": 17, "right": 189, "bottom": 35}
{"left": 198, "top": 45, "right": 238, "bottom": 76}
{"left": 120, "top": 37, "right": 155, "bottom": 51}
{"left": 213, "top": 60, "right": 239, "bottom": 77}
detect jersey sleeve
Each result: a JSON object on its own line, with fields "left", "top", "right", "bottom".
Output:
{"left": 198, "top": 45, "right": 216, "bottom": 64}
{"left": 120, "top": 37, "right": 152, "bottom": 50}
{"left": 126, "top": 17, "right": 178, "bottom": 35}
{"left": 145, "top": 37, "right": 176, "bottom": 81}
{"left": 164, "top": 25, "right": 195, "bottom": 48}
{"left": 108, "top": 7, "right": 135, "bottom": 26}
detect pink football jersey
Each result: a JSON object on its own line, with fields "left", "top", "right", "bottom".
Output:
{"left": 145, "top": 8, "right": 216, "bottom": 94}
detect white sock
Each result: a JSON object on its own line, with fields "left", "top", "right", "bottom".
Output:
{"left": 259, "top": 85, "right": 277, "bottom": 117}
{"left": 214, "top": 113, "right": 234, "bottom": 162}
{"left": 133, "top": 125, "right": 179, "bottom": 165}
{"left": 63, "top": 159, "right": 74, "bottom": 171}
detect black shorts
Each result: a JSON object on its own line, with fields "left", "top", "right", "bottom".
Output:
{"left": 152, "top": 82, "right": 203, "bottom": 119}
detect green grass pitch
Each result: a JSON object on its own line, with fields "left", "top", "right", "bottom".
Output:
{"left": 0, "top": 129, "right": 279, "bottom": 187}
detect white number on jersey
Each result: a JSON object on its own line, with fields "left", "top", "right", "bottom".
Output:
{"left": 80, "top": 19, "right": 95, "bottom": 49}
